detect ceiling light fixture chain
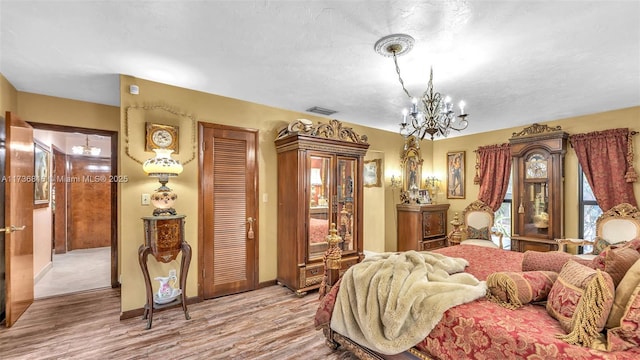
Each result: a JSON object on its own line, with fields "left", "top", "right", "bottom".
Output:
{"left": 392, "top": 51, "right": 412, "bottom": 100}
{"left": 375, "top": 33, "right": 470, "bottom": 141}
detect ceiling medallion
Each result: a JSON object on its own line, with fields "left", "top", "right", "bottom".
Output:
{"left": 374, "top": 34, "right": 414, "bottom": 57}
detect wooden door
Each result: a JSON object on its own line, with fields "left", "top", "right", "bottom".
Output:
{"left": 52, "top": 145, "right": 67, "bottom": 254}
{"left": 201, "top": 124, "right": 258, "bottom": 299}
{"left": 67, "top": 156, "right": 111, "bottom": 249}
{"left": 4, "top": 112, "right": 34, "bottom": 327}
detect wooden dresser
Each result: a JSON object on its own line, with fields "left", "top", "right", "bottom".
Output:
{"left": 397, "top": 203, "right": 450, "bottom": 251}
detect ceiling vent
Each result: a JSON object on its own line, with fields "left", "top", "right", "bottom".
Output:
{"left": 306, "top": 106, "right": 337, "bottom": 116}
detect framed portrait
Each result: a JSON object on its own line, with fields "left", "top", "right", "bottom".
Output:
{"left": 34, "top": 140, "right": 51, "bottom": 207}
{"left": 447, "top": 151, "right": 465, "bottom": 199}
{"left": 363, "top": 159, "right": 382, "bottom": 187}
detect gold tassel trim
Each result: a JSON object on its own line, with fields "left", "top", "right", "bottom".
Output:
{"left": 486, "top": 274, "right": 525, "bottom": 310}
{"left": 557, "top": 270, "right": 612, "bottom": 348}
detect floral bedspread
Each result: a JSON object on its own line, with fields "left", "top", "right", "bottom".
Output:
{"left": 315, "top": 245, "right": 640, "bottom": 359}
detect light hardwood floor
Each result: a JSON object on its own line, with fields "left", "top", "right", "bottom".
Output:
{"left": 0, "top": 285, "right": 357, "bottom": 359}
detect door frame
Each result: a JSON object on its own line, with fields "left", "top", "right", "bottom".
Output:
{"left": 198, "top": 122, "right": 259, "bottom": 299}
{"left": 28, "top": 122, "right": 119, "bottom": 288}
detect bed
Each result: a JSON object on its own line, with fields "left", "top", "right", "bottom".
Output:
{"left": 315, "top": 244, "right": 640, "bottom": 359}
{"left": 309, "top": 217, "right": 330, "bottom": 255}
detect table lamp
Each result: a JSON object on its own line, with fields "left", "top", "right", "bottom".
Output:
{"left": 142, "top": 148, "right": 183, "bottom": 216}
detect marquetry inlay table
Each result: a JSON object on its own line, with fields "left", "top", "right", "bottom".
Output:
{"left": 139, "top": 214, "right": 191, "bottom": 329}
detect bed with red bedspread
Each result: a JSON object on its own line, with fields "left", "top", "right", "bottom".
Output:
{"left": 315, "top": 245, "right": 640, "bottom": 360}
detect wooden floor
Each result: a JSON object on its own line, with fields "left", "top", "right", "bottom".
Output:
{"left": 0, "top": 285, "right": 357, "bottom": 359}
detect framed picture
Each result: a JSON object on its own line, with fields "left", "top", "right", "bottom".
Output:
{"left": 447, "top": 151, "right": 465, "bottom": 199}
{"left": 145, "top": 122, "right": 179, "bottom": 153}
{"left": 34, "top": 140, "right": 51, "bottom": 207}
{"left": 363, "top": 159, "right": 382, "bottom": 187}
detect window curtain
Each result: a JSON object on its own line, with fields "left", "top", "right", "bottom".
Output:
{"left": 476, "top": 143, "right": 512, "bottom": 211}
{"left": 569, "top": 128, "right": 637, "bottom": 211}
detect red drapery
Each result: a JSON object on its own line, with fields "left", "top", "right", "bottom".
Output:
{"left": 476, "top": 143, "right": 512, "bottom": 211}
{"left": 569, "top": 128, "right": 637, "bottom": 211}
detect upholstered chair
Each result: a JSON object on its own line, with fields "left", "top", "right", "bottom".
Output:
{"left": 557, "top": 203, "right": 640, "bottom": 259}
{"left": 458, "top": 200, "right": 504, "bottom": 249}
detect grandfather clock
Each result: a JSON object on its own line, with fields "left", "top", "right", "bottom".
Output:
{"left": 509, "top": 124, "right": 568, "bottom": 252}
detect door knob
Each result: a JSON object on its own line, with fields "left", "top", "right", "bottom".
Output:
{"left": 1, "top": 225, "right": 26, "bottom": 233}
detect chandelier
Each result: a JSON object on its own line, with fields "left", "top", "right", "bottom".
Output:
{"left": 72, "top": 135, "right": 101, "bottom": 156}
{"left": 374, "top": 34, "right": 469, "bottom": 141}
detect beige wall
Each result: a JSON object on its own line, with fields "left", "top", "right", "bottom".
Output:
{"left": 363, "top": 151, "right": 385, "bottom": 253}
{"left": 17, "top": 92, "right": 120, "bottom": 132}
{"left": 0, "top": 73, "right": 18, "bottom": 116}
{"left": 118, "top": 75, "right": 407, "bottom": 312}
{"left": 432, "top": 106, "right": 640, "bottom": 238}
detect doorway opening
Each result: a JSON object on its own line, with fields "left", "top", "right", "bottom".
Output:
{"left": 30, "top": 123, "right": 118, "bottom": 299}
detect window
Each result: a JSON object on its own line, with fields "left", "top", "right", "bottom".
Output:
{"left": 579, "top": 168, "right": 602, "bottom": 252}
{"left": 494, "top": 173, "right": 512, "bottom": 249}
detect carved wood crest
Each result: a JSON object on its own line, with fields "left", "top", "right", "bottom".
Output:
{"left": 597, "top": 202, "right": 640, "bottom": 226}
{"left": 511, "top": 123, "right": 563, "bottom": 138}
{"left": 276, "top": 119, "right": 368, "bottom": 144}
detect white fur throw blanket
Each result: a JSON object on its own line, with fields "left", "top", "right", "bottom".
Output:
{"left": 330, "top": 250, "right": 487, "bottom": 355}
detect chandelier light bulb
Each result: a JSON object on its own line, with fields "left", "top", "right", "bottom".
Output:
{"left": 459, "top": 100, "right": 466, "bottom": 114}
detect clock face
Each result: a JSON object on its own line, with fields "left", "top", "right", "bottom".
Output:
{"left": 152, "top": 129, "right": 173, "bottom": 148}
{"left": 526, "top": 154, "right": 548, "bottom": 178}
{"left": 146, "top": 123, "right": 179, "bottom": 153}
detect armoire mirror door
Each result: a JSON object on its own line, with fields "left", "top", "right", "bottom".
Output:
{"left": 308, "top": 155, "right": 331, "bottom": 260}
{"left": 336, "top": 157, "right": 356, "bottom": 252}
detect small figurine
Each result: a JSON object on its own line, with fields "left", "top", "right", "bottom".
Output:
{"left": 154, "top": 269, "right": 181, "bottom": 304}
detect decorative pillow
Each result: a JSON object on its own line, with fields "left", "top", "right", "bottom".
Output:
{"left": 314, "top": 278, "right": 342, "bottom": 329}
{"left": 486, "top": 271, "right": 557, "bottom": 309}
{"left": 546, "top": 260, "right": 615, "bottom": 347}
{"left": 593, "top": 237, "right": 612, "bottom": 255}
{"left": 522, "top": 250, "right": 594, "bottom": 273}
{"left": 592, "top": 246, "right": 640, "bottom": 287}
{"left": 606, "top": 258, "right": 640, "bottom": 329}
{"left": 593, "top": 237, "right": 640, "bottom": 255}
{"left": 467, "top": 226, "right": 490, "bottom": 240}
{"left": 624, "top": 238, "right": 640, "bottom": 252}
{"left": 605, "top": 285, "right": 640, "bottom": 352}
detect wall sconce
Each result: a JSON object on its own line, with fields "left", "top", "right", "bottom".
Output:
{"left": 424, "top": 176, "right": 440, "bottom": 204}
{"left": 143, "top": 148, "right": 183, "bottom": 216}
{"left": 390, "top": 174, "right": 402, "bottom": 189}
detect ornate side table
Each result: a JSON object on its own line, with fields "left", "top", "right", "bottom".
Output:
{"left": 138, "top": 214, "right": 191, "bottom": 329}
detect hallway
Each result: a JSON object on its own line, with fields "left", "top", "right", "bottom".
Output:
{"left": 34, "top": 246, "right": 111, "bottom": 299}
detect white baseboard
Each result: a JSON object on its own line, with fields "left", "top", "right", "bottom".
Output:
{"left": 34, "top": 262, "right": 53, "bottom": 284}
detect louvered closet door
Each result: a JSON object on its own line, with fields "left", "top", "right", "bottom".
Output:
{"left": 202, "top": 125, "right": 258, "bottom": 299}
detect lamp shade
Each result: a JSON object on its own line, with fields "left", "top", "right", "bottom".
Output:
{"left": 143, "top": 148, "right": 183, "bottom": 176}
{"left": 310, "top": 168, "right": 323, "bottom": 186}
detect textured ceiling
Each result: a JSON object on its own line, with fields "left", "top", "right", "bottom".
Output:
{"left": 1, "top": 1, "right": 639, "bottom": 138}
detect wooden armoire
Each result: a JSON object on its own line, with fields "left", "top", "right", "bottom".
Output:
{"left": 275, "top": 119, "right": 369, "bottom": 296}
